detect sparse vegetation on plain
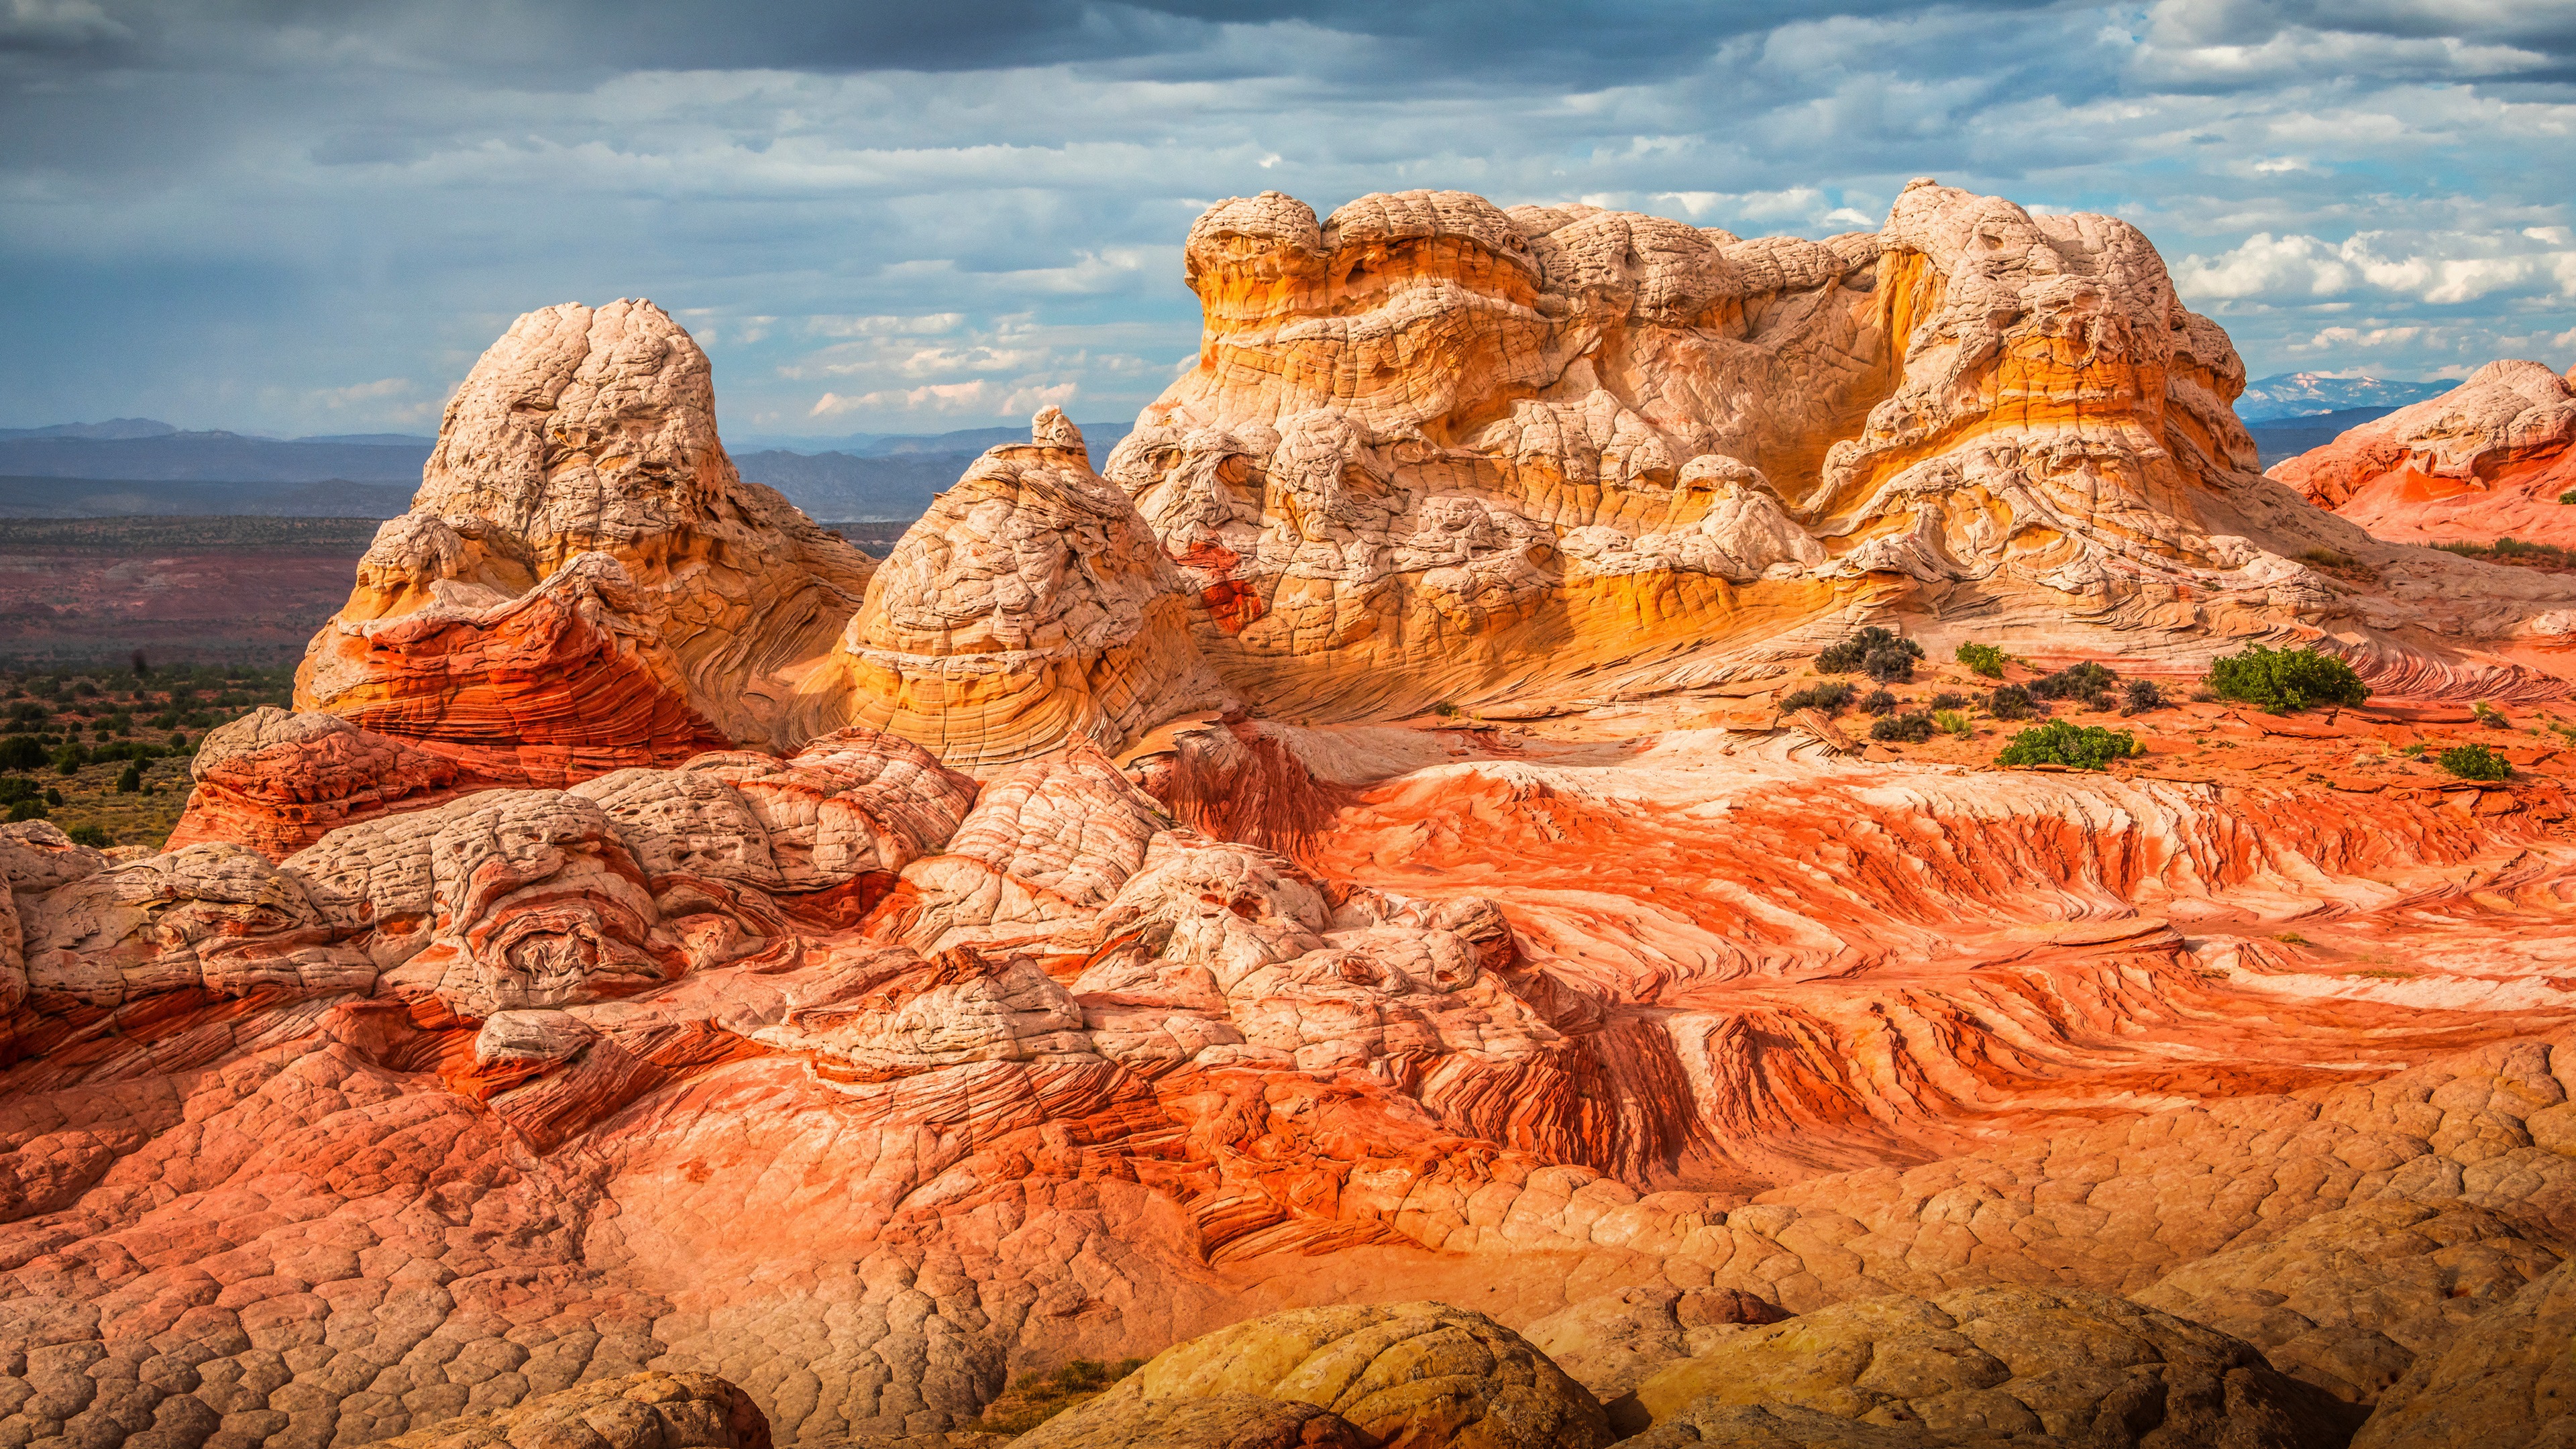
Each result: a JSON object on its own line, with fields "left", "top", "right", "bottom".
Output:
{"left": 2432, "top": 536, "right": 2576, "bottom": 572}
{"left": 2296, "top": 547, "right": 2379, "bottom": 584}
{"left": 2029, "top": 661, "right": 2121, "bottom": 710}
{"left": 979, "top": 1358, "right": 1148, "bottom": 1435}
{"left": 0, "top": 657, "right": 294, "bottom": 847}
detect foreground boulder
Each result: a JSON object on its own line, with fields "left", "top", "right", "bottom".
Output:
{"left": 2351, "top": 1255, "right": 2576, "bottom": 1447}
{"left": 1615, "top": 1286, "right": 2357, "bottom": 1448}
{"left": 370, "top": 1372, "right": 769, "bottom": 1449}
{"left": 2133, "top": 1199, "right": 2560, "bottom": 1407}
{"left": 1522, "top": 1285, "right": 1791, "bottom": 1401}
{"left": 1012, "top": 1301, "right": 1612, "bottom": 1449}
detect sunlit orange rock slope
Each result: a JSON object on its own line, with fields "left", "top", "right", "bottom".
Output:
{"left": 17, "top": 184, "right": 2576, "bottom": 1449}
{"left": 2274, "top": 359, "right": 2576, "bottom": 550}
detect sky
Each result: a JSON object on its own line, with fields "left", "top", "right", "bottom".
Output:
{"left": 3, "top": 0, "right": 2574, "bottom": 443}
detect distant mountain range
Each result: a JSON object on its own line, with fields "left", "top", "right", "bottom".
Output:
{"left": 2235, "top": 373, "right": 2449, "bottom": 423}
{"left": 0, "top": 419, "right": 1136, "bottom": 521}
{"left": 2241, "top": 407, "right": 2413, "bottom": 470}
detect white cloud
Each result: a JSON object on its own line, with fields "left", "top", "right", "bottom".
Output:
{"left": 2176, "top": 230, "right": 2576, "bottom": 307}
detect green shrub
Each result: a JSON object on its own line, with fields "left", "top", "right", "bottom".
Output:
{"left": 2473, "top": 701, "right": 2508, "bottom": 728}
{"left": 2560, "top": 489, "right": 2575, "bottom": 504}
{"left": 2438, "top": 743, "right": 2510, "bottom": 781}
{"left": 1780, "top": 681, "right": 1856, "bottom": 715}
{"left": 1994, "top": 720, "right": 2139, "bottom": 770}
{"left": 6, "top": 799, "right": 45, "bottom": 821}
{"left": 1871, "top": 712, "right": 1937, "bottom": 743}
{"left": 116, "top": 761, "right": 143, "bottom": 793}
{"left": 51, "top": 743, "right": 85, "bottom": 776}
{"left": 1955, "top": 641, "right": 2008, "bottom": 678}
{"left": 1987, "top": 684, "right": 2043, "bottom": 720}
{"left": 1859, "top": 688, "right": 1899, "bottom": 715}
{"left": 66, "top": 824, "right": 112, "bottom": 848}
{"left": 1819, "top": 627, "right": 1923, "bottom": 680}
{"left": 2205, "top": 645, "right": 2368, "bottom": 713}
{"left": 1933, "top": 708, "right": 1973, "bottom": 737}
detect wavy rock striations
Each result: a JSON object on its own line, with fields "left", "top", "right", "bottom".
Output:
{"left": 298, "top": 300, "right": 875, "bottom": 760}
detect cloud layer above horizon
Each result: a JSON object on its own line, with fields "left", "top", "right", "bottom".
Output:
{"left": 4, "top": 0, "right": 2574, "bottom": 441}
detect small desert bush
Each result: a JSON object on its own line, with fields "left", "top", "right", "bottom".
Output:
{"left": 1871, "top": 712, "right": 1938, "bottom": 743}
{"left": 2122, "top": 680, "right": 2165, "bottom": 714}
{"left": 1986, "top": 684, "right": 2043, "bottom": 720}
{"left": 1955, "top": 641, "right": 2008, "bottom": 678}
{"left": 2205, "top": 645, "right": 2368, "bottom": 714}
{"left": 1994, "top": 720, "right": 2139, "bottom": 770}
{"left": 1820, "top": 627, "right": 1925, "bottom": 683}
{"left": 2438, "top": 744, "right": 2510, "bottom": 782}
{"left": 1860, "top": 688, "right": 1899, "bottom": 715}
{"left": 1933, "top": 708, "right": 1973, "bottom": 737}
{"left": 2029, "top": 661, "right": 2121, "bottom": 710}
{"left": 1780, "top": 681, "right": 1856, "bottom": 715}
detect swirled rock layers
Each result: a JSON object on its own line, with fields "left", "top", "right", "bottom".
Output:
{"left": 298, "top": 299, "right": 876, "bottom": 757}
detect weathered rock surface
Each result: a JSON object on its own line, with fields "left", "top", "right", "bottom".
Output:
{"left": 1104, "top": 184, "right": 2576, "bottom": 723}
{"left": 2135, "top": 1199, "right": 2561, "bottom": 1407}
{"left": 826, "top": 411, "right": 1226, "bottom": 772}
{"left": 1618, "top": 1285, "right": 2357, "bottom": 1446}
{"left": 367, "top": 1372, "right": 770, "bottom": 1449}
{"left": 298, "top": 299, "right": 875, "bottom": 757}
{"left": 21, "top": 183, "right": 2576, "bottom": 1449}
{"left": 2350, "top": 1255, "right": 2576, "bottom": 1446}
{"left": 2273, "top": 359, "right": 2576, "bottom": 548}
{"left": 1013, "top": 1302, "right": 1609, "bottom": 1448}
{"left": 1523, "top": 1285, "right": 1789, "bottom": 1401}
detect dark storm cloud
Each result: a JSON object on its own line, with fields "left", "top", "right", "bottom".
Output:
{"left": 1, "top": 0, "right": 2572, "bottom": 439}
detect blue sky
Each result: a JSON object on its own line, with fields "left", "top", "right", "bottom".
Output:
{"left": 3, "top": 0, "right": 2573, "bottom": 441}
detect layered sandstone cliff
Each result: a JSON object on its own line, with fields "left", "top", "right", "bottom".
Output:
{"left": 2273, "top": 358, "right": 2576, "bottom": 549}
{"left": 1101, "top": 183, "right": 2576, "bottom": 727}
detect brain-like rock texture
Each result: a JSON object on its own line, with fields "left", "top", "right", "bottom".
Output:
{"left": 298, "top": 299, "right": 876, "bottom": 758}
{"left": 1617, "top": 1286, "right": 2357, "bottom": 1447}
{"left": 1523, "top": 1285, "right": 1790, "bottom": 1401}
{"left": 826, "top": 415, "right": 1225, "bottom": 772}
{"left": 1012, "top": 1302, "right": 1611, "bottom": 1449}
{"left": 2274, "top": 359, "right": 2576, "bottom": 548}
{"left": 17, "top": 181, "right": 2576, "bottom": 1449}
{"left": 2351, "top": 1255, "right": 2576, "bottom": 1447}
{"left": 369, "top": 1372, "right": 771, "bottom": 1449}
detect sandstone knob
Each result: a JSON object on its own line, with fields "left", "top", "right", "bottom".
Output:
{"left": 1013, "top": 1301, "right": 1613, "bottom": 1449}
